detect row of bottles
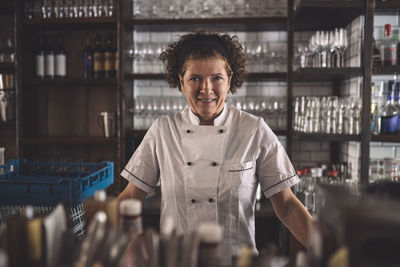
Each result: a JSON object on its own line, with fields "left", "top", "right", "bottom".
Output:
{"left": 35, "top": 34, "right": 67, "bottom": 79}
{"left": 34, "top": 34, "right": 117, "bottom": 79}
{"left": 83, "top": 34, "right": 117, "bottom": 79}
{"left": 373, "top": 24, "right": 400, "bottom": 67}
{"left": 371, "top": 80, "right": 400, "bottom": 135}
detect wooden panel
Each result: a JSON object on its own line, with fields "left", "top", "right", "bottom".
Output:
{"left": 47, "top": 87, "right": 86, "bottom": 136}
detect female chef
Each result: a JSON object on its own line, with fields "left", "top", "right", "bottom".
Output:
{"left": 117, "top": 31, "right": 313, "bottom": 266}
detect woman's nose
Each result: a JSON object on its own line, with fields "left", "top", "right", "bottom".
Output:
{"left": 200, "top": 79, "right": 212, "bottom": 94}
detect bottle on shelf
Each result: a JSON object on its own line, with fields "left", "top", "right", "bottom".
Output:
{"left": 381, "top": 80, "right": 399, "bottom": 134}
{"left": 54, "top": 36, "right": 67, "bottom": 78}
{"left": 93, "top": 35, "right": 104, "bottom": 79}
{"left": 372, "top": 38, "right": 382, "bottom": 68}
{"left": 83, "top": 36, "right": 94, "bottom": 79}
{"left": 104, "top": 35, "right": 116, "bottom": 78}
{"left": 35, "top": 35, "right": 45, "bottom": 79}
{"left": 380, "top": 24, "right": 397, "bottom": 66}
{"left": 45, "top": 35, "right": 55, "bottom": 79}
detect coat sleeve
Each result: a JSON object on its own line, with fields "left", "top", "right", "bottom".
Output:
{"left": 120, "top": 119, "right": 160, "bottom": 193}
{"left": 256, "top": 118, "right": 300, "bottom": 198}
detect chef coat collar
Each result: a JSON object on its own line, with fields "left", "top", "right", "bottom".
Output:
{"left": 188, "top": 103, "right": 228, "bottom": 126}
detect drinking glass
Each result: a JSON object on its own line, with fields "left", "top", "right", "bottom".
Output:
{"left": 181, "top": 0, "right": 200, "bottom": 18}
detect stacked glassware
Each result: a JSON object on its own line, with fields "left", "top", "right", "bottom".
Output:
{"left": 24, "top": 0, "right": 115, "bottom": 19}
{"left": 132, "top": 0, "right": 287, "bottom": 19}
{"left": 293, "top": 96, "right": 361, "bottom": 135}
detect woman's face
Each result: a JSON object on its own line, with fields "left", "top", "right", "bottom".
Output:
{"left": 179, "top": 56, "right": 231, "bottom": 125}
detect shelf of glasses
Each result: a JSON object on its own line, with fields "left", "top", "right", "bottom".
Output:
{"left": 372, "top": 66, "right": 400, "bottom": 75}
{"left": 292, "top": 131, "right": 361, "bottom": 141}
{"left": 293, "top": 67, "right": 362, "bottom": 81}
{"left": 371, "top": 134, "right": 400, "bottom": 143}
{"left": 23, "top": 136, "right": 118, "bottom": 145}
{"left": 293, "top": 0, "right": 363, "bottom": 30}
{"left": 23, "top": 77, "right": 117, "bottom": 86}
{"left": 21, "top": 17, "right": 117, "bottom": 29}
{"left": 0, "top": 62, "right": 15, "bottom": 72}
{"left": 125, "top": 72, "right": 287, "bottom": 81}
{"left": 127, "top": 17, "right": 287, "bottom": 31}
{"left": 375, "top": 0, "right": 400, "bottom": 14}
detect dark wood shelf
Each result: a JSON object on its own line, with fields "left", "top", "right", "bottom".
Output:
{"left": 371, "top": 135, "right": 400, "bottom": 143}
{"left": 376, "top": 0, "right": 400, "bottom": 15}
{"left": 0, "top": 62, "right": 15, "bottom": 72}
{"left": 23, "top": 136, "right": 118, "bottom": 145}
{"left": 127, "top": 17, "right": 287, "bottom": 31}
{"left": 293, "top": 0, "right": 363, "bottom": 30}
{"left": 292, "top": 132, "right": 361, "bottom": 142}
{"left": 23, "top": 77, "right": 117, "bottom": 86}
{"left": 125, "top": 72, "right": 287, "bottom": 81}
{"left": 0, "top": 1, "right": 14, "bottom": 16}
{"left": 372, "top": 66, "right": 400, "bottom": 75}
{"left": 0, "top": 121, "right": 16, "bottom": 130}
{"left": 21, "top": 17, "right": 117, "bottom": 29}
{"left": 293, "top": 67, "right": 362, "bottom": 81}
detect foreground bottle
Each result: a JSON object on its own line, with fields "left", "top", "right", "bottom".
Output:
{"left": 197, "top": 223, "right": 222, "bottom": 267}
{"left": 381, "top": 81, "right": 399, "bottom": 134}
{"left": 380, "top": 24, "right": 397, "bottom": 66}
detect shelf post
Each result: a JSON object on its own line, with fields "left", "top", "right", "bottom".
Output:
{"left": 360, "top": 0, "right": 375, "bottom": 188}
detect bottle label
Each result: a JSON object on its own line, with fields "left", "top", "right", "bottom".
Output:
{"left": 35, "top": 55, "right": 45, "bottom": 77}
{"left": 381, "top": 114, "right": 399, "bottom": 134}
{"left": 383, "top": 47, "right": 397, "bottom": 66}
{"left": 94, "top": 52, "right": 104, "bottom": 71}
{"left": 55, "top": 55, "right": 67, "bottom": 76}
{"left": 104, "top": 51, "right": 114, "bottom": 71}
{"left": 45, "top": 55, "right": 55, "bottom": 76}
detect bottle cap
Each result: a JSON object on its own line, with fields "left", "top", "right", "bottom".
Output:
{"left": 94, "top": 190, "right": 106, "bottom": 202}
{"left": 119, "top": 199, "right": 142, "bottom": 216}
{"left": 197, "top": 223, "right": 223, "bottom": 244}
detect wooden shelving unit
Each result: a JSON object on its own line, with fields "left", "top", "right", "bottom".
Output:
{"left": 292, "top": 132, "right": 361, "bottom": 142}
{"left": 293, "top": 0, "right": 363, "bottom": 30}
{"left": 23, "top": 78, "right": 117, "bottom": 86}
{"left": 0, "top": 62, "right": 15, "bottom": 72}
{"left": 126, "top": 17, "right": 287, "bottom": 31}
{"left": 293, "top": 67, "right": 362, "bottom": 81}
{"left": 23, "top": 136, "right": 118, "bottom": 145}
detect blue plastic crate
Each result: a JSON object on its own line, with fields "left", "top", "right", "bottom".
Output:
{"left": 0, "top": 159, "right": 114, "bottom": 207}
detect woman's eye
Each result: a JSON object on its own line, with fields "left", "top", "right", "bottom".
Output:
{"left": 213, "top": 76, "right": 223, "bottom": 81}
{"left": 189, "top": 76, "right": 200, "bottom": 82}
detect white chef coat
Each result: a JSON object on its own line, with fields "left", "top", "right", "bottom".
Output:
{"left": 121, "top": 104, "right": 299, "bottom": 266}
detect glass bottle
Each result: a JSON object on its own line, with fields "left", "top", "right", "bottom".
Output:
{"left": 44, "top": 36, "right": 55, "bottom": 79}
{"left": 54, "top": 36, "right": 67, "bottom": 78}
{"left": 35, "top": 35, "right": 45, "bottom": 79}
{"left": 104, "top": 35, "right": 115, "bottom": 78}
{"left": 380, "top": 24, "right": 397, "bottom": 66}
{"left": 83, "top": 36, "right": 94, "bottom": 78}
{"left": 118, "top": 199, "right": 143, "bottom": 235}
{"left": 93, "top": 35, "right": 104, "bottom": 79}
{"left": 381, "top": 81, "right": 399, "bottom": 134}
{"left": 197, "top": 223, "right": 222, "bottom": 267}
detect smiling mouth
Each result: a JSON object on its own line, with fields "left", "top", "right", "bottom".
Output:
{"left": 198, "top": 98, "right": 216, "bottom": 103}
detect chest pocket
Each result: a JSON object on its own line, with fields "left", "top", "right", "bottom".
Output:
{"left": 226, "top": 161, "right": 257, "bottom": 188}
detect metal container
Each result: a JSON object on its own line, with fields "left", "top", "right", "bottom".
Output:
{"left": 98, "top": 112, "right": 116, "bottom": 138}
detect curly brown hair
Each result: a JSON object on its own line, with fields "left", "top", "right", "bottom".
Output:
{"left": 159, "top": 31, "right": 247, "bottom": 94}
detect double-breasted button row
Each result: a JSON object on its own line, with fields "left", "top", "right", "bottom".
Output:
{"left": 190, "top": 198, "right": 215, "bottom": 204}
{"left": 185, "top": 129, "right": 224, "bottom": 134}
{"left": 187, "top": 161, "right": 219, "bottom": 166}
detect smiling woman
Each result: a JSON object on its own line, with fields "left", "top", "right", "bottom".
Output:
{"left": 118, "top": 31, "right": 312, "bottom": 267}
